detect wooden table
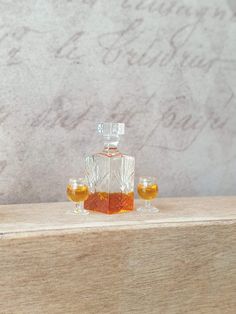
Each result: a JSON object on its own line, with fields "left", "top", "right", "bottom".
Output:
{"left": 0, "top": 197, "right": 236, "bottom": 313}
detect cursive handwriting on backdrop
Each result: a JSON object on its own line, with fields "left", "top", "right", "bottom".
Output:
{"left": 0, "top": 0, "right": 235, "bottom": 154}
{"left": 139, "top": 92, "right": 235, "bottom": 152}
{"left": 97, "top": 16, "right": 236, "bottom": 73}
{"left": 0, "top": 24, "right": 47, "bottom": 66}
{"left": 0, "top": 1, "right": 235, "bottom": 70}
{"left": 27, "top": 90, "right": 236, "bottom": 152}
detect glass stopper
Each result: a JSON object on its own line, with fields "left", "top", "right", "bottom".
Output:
{"left": 97, "top": 123, "right": 125, "bottom": 137}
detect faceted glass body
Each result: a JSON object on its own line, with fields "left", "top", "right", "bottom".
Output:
{"left": 84, "top": 148, "right": 135, "bottom": 214}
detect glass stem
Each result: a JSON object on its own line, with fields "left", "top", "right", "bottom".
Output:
{"left": 75, "top": 202, "right": 83, "bottom": 213}
{"left": 145, "top": 200, "right": 151, "bottom": 209}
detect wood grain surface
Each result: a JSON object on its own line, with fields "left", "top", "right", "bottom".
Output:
{"left": 0, "top": 197, "right": 236, "bottom": 313}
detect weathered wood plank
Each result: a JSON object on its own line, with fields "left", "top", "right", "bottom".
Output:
{"left": 0, "top": 197, "right": 236, "bottom": 313}
{"left": 1, "top": 197, "right": 236, "bottom": 235}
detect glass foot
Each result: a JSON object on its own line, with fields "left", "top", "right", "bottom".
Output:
{"left": 74, "top": 208, "right": 90, "bottom": 215}
{"left": 137, "top": 206, "right": 159, "bottom": 213}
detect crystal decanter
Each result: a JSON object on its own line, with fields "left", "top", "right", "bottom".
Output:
{"left": 84, "top": 122, "right": 135, "bottom": 214}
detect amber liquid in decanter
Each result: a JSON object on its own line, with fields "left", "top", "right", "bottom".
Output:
{"left": 85, "top": 192, "right": 134, "bottom": 214}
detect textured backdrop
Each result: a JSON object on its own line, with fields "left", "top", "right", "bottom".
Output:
{"left": 0, "top": 0, "right": 236, "bottom": 204}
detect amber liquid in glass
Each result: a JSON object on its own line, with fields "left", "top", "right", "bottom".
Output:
{"left": 137, "top": 184, "right": 158, "bottom": 200}
{"left": 84, "top": 192, "right": 134, "bottom": 214}
{"left": 67, "top": 185, "right": 89, "bottom": 202}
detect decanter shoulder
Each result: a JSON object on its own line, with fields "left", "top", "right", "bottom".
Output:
{"left": 86, "top": 152, "right": 134, "bottom": 159}
{"left": 122, "top": 154, "right": 135, "bottom": 160}
{"left": 85, "top": 152, "right": 135, "bottom": 161}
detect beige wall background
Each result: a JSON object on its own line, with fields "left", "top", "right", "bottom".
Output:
{"left": 0, "top": 0, "right": 236, "bottom": 204}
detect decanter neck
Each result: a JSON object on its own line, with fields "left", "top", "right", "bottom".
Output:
{"left": 103, "top": 136, "right": 119, "bottom": 153}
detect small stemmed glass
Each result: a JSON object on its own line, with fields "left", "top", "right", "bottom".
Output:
{"left": 137, "top": 177, "right": 159, "bottom": 212}
{"left": 66, "top": 178, "right": 89, "bottom": 215}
